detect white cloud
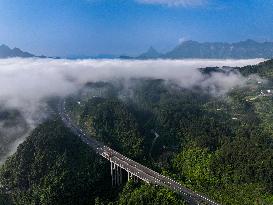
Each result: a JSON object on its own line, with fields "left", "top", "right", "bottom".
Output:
{"left": 136, "top": 0, "right": 206, "bottom": 7}
{"left": 0, "top": 57, "right": 265, "bottom": 161}
{"left": 0, "top": 58, "right": 264, "bottom": 112}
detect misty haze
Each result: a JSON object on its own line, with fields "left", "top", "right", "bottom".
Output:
{"left": 0, "top": 58, "right": 264, "bottom": 164}
{"left": 0, "top": 0, "right": 273, "bottom": 205}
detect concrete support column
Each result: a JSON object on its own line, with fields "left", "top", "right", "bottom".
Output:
{"left": 134, "top": 175, "right": 138, "bottom": 182}
{"left": 116, "top": 165, "right": 120, "bottom": 186}
{"left": 118, "top": 166, "right": 122, "bottom": 185}
{"left": 120, "top": 168, "right": 122, "bottom": 184}
{"left": 114, "top": 163, "right": 117, "bottom": 186}
{"left": 111, "top": 162, "right": 124, "bottom": 186}
{"left": 111, "top": 161, "right": 115, "bottom": 186}
{"left": 110, "top": 161, "right": 112, "bottom": 186}
{"left": 126, "top": 172, "right": 138, "bottom": 183}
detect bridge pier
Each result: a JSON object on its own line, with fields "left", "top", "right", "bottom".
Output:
{"left": 111, "top": 161, "right": 115, "bottom": 186}
{"left": 127, "top": 171, "right": 130, "bottom": 181}
{"left": 134, "top": 175, "right": 138, "bottom": 182}
{"left": 127, "top": 172, "right": 138, "bottom": 182}
{"left": 117, "top": 166, "right": 122, "bottom": 186}
{"left": 111, "top": 161, "right": 123, "bottom": 186}
{"left": 118, "top": 166, "right": 120, "bottom": 186}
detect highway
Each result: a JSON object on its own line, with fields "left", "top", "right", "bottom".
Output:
{"left": 58, "top": 99, "right": 220, "bottom": 205}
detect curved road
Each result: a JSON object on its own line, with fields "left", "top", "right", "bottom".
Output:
{"left": 58, "top": 99, "right": 220, "bottom": 205}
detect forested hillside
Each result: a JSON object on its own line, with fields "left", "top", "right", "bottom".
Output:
{"left": 1, "top": 59, "right": 273, "bottom": 204}
{"left": 0, "top": 120, "right": 112, "bottom": 204}
{"left": 0, "top": 120, "right": 185, "bottom": 205}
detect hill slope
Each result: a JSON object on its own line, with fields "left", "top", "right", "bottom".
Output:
{"left": 0, "top": 120, "right": 111, "bottom": 205}
{"left": 0, "top": 119, "right": 185, "bottom": 205}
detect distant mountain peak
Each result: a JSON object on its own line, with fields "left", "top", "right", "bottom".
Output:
{"left": 147, "top": 46, "right": 157, "bottom": 52}
{"left": 137, "top": 46, "right": 161, "bottom": 59}
{"left": 13, "top": 47, "right": 22, "bottom": 51}
{"left": 0, "top": 44, "right": 10, "bottom": 49}
{"left": 244, "top": 39, "right": 257, "bottom": 43}
{"left": 0, "top": 44, "right": 35, "bottom": 58}
{"left": 0, "top": 44, "right": 10, "bottom": 50}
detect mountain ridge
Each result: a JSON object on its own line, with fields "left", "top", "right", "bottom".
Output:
{"left": 0, "top": 44, "right": 35, "bottom": 58}
{"left": 134, "top": 39, "right": 273, "bottom": 59}
{"left": 3, "top": 39, "right": 273, "bottom": 60}
{"left": 0, "top": 44, "right": 59, "bottom": 59}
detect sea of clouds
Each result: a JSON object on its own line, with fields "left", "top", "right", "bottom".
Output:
{"left": 0, "top": 58, "right": 265, "bottom": 162}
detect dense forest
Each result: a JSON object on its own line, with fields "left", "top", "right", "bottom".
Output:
{"left": 0, "top": 108, "right": 29, "bottom": 163}
{"left": 1, "top": 60, "right": 273, "bottom": 204}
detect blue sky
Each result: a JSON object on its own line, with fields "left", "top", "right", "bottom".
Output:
{"left": 0, "top": 0, "right": 272, "bottom": 57}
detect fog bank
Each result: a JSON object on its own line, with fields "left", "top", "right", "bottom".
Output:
{"left": 0, "top": 58, "right": 265, "bottom": 162}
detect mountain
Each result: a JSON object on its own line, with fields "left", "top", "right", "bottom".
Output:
{"left": 123, "top": 40, "right": 273, "bottom": 60}
{"left": 163, "top": 39, "right": 273, "bottom": 59}
{"left": 4, "top": 39, "right": 273, "bottom": 60}
{"left": 137, "top": 46, "right": 161, "bottom": 59}
{"left": 0, "top": 120, "right": 111, "bottom": 204}
{"left": 0, "top": 44, "right": 35, "bottom": 58}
